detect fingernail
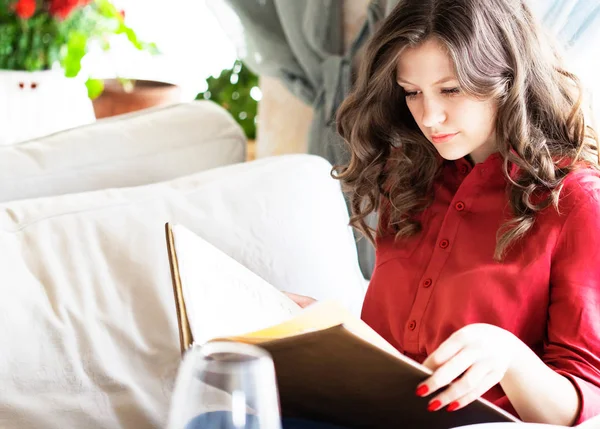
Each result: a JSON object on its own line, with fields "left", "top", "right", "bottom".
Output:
{"left": 428, "top": 400, "right": 442, "bottom": 412}
{"left": 415, "top": 385, "right": 429, "bottom": 397}
{"left": 447, "top": 401, "right": 460, "bottom": 412}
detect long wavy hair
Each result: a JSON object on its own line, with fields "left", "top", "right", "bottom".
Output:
{"left": 334, "top": 0, "right": 599, "bottom": 261}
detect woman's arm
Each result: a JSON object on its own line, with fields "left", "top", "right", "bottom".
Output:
{"left": 504, "top": 176, "right": 600, "bottom": 425}
{"left": 501, "top": 341, "right": 580, "bottom": 425}
{"left": 419, "top": 173, "right": 600, "bottom": 426}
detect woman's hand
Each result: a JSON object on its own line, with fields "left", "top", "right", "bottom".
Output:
{"left": 416, "top": 323, "right": 524, "bottom": 412}
{"left": 282, "top": 291, "right": 317, "bottom": 308}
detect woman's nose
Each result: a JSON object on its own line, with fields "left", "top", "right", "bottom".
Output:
{"left": 421, "top": 97, "right": 446, "bottom": 128}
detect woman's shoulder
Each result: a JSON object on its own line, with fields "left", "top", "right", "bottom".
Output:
{"left": 547, "top": 167, "right": 600, "bottom": 263}
{"left": 559, "top": 166, "right": 600, "bottom": 208}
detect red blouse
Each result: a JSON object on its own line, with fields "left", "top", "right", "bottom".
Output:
{"left": 361, "top": 153, "right": 600, "bottom": 423}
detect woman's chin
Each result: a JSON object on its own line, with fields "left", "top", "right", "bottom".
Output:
{"left": 434, "top": 147, "right": 470, "bottom": 161}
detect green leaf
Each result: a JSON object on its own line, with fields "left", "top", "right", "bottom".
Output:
{"left": 17, "top": 27, "right": 28, "bottom": 50}
{"left": 196, "top": 59, "right": 259, "bottom": 139}
{"left": 142, "top": 41, "right": 160, "bottom": 55}
{"left": 123, "top": 26, "right": 142, "bottom": 49}
{"left": 95, "top": 0, "right": 119, "bottom": 18}
{"left": 62, "top": 31, "right": 87, "bottom": 77}
{"left": 68, "top": 30, "right": 87, "bottom": 52}
{"left": 85, "top": 78, "right": 104, "bottom": 99}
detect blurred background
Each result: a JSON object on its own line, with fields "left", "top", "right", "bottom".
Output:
{"left": 0, "top": 0, "right": 598, "bottom": 156}
{"left": 0, "top": 0, "right": 260, "bottom": 150}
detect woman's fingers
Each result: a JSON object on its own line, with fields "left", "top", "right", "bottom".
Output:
{"left": 417, "top": 325, "right": 520, "bottom": 413}
{"left": 426, "top": 361, "right": 498, "bottom": 411}
{"left": 445, "top": 369, "right": 503, "bottom": 411}
{"left": 422, "top": 331, "right": 466, "bottom": 371}
{"left": 417, "top": 347, "right": 478, "bottom": 396}
{"left": 282, "top": 291, "right": 317, "bottom": 308}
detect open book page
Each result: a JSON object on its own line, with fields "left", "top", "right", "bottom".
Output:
{"left": 228, "top": 299, "right": 434, "bottom": 375}
{"left": 222, "top": 300, "right": 405, "bottom": 360}
{"left": 171, "top": 224, "right": 302, "bottom": 345}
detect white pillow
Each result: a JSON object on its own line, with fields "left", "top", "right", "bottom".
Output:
{"left": 0, "top": 154, "right": 367, "bottom": 429}
{"left": 0, "top": 101, "right": 246, "bottom": 203}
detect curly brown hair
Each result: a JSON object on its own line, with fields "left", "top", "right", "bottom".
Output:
{"left": 334, "top": 0, "right": 599, "bottom": 261}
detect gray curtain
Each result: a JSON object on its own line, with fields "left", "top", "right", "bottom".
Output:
{"left": 214, "top": 0, "right": 384, "bottom": 166}
{"left": 210, "top": 0, "right": 387, "bottom": 279}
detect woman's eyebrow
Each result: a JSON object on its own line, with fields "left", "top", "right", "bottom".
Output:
{"left": 396, "top": 76, "right": 456, "bottom": 86}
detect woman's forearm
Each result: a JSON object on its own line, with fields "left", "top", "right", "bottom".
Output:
{"left": 500, "top": 341, "right": 580, "bottom": 426}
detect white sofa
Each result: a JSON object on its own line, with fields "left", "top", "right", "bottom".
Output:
{"left": 0, "top": 101, "right": 247, "bottom": 203}
{"left": 0, "top": 102, "right": 367, "bottom": 428}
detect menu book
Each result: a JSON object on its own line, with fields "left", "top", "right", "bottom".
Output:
{"left": 164, "top": 223, "right": 520, "bottom": 428}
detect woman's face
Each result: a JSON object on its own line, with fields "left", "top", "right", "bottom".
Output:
{"left": 396, "top": 38, "right": 498, "bottom": 164}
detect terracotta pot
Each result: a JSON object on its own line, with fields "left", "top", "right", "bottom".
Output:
{"left": 92, "top": 79, "right": 182, "bottom": 119}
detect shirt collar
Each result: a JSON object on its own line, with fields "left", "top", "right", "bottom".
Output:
{"left": 451, "top": 152, "right": 518, "bottom": 183}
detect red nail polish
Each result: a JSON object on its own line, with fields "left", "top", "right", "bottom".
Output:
{"left": 416, "top": 385, "right": 429, "bottom": 397}
{"left": 447, "top": 401, "right": 460, "bottom": 412}
{"left": 428, "top": 400, "right": 442, "bottom": 412}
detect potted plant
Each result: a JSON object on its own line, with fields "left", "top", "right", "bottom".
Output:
{"left": 197, "top": 59, "right": 259, "bottom": 160}
{"left": 91, "top": 77, "right": 183, "bottom": 119}
{"left": 0, "top": 0, "right": 156, "bottom": 144}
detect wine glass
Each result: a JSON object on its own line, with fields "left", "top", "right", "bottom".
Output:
{"left": 167, "top": 341, "right": 282, "bottom": 429}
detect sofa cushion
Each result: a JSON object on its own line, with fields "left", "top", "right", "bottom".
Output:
{"left": 0, "top": 101, "right": 246, "bottom": 203}
{"left": 0, "top": 154, "right": 367, "bottom": 429}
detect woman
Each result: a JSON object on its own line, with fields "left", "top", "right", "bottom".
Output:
{"left": 292, "top": 0, "right": 600, "bottom": 425}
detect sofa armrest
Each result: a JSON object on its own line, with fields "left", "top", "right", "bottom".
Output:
{"left": 0, "top": 101, "right": 246, "bottom": 203}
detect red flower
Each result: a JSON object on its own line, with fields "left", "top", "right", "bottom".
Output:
{"left": 49, "top": 0, "right": 90, "bottom": 19}
{"left": 13, "top": 0, "right": 36, "bottom": 19}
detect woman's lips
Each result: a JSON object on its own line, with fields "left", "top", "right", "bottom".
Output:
{"left": 431, "top": 132, "right": 459, "bottom": 144}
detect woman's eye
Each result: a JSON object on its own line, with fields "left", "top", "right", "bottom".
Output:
{"left": 404, "top": 90, "right": 419, "bottom": 99}
{"left": 442, "top": 87, "right": 460, "bottom": 96}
